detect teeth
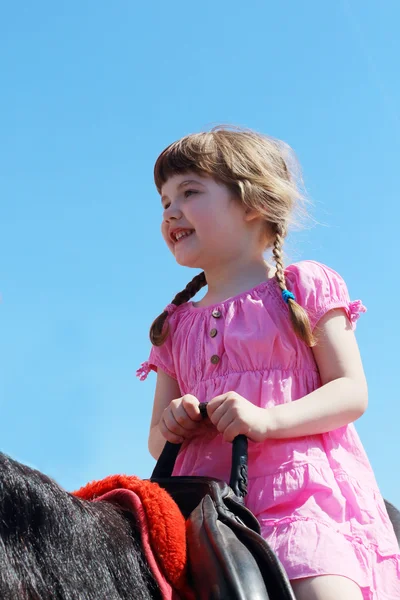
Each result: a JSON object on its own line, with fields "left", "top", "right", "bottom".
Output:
{"left": 174, "top": 230, "right": 193, "bottom": 241}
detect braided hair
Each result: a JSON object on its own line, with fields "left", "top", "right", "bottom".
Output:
{"left": 150, "top": 238, "right": 315, "bottom": 347}
{"left": 150, "top": 272, "right": 206, "bottom": 346}
{"left": 150, "top": 126, "right": 315, "bottom": 347}
{"left": 272, "top": 223, "right": 315, "bottom": 346}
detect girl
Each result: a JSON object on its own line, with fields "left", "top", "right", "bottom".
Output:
{"left": 137, "top": 127, "right": 400, "bottom": 599}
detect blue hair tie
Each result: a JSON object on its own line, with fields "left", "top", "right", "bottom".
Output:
{"left": 282, "top": 289, "right": 296, "bottom": 304}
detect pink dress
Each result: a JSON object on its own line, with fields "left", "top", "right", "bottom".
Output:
{"left": 138, "top": 261, "right": 400, "bottom": 599}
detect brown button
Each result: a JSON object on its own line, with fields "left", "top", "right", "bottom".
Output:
{"left": 210, "top": 328, "right": 218, "bottom": 338}
{"left": 210, "top": 354, "right": 220, "bottom": 365}
{"left": 212, "top": 309, "right": 221, "bottom": 318}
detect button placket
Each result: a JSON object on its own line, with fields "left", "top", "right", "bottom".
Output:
{"left": 210, "top": 308, "right": 222, "bottom": 366}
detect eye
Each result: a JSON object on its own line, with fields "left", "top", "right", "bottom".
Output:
{"left": 184, "top": 189, "right": 198, "bottom": 198}
{"left": 163, "top": 201, "right": 171, "bottom": 210}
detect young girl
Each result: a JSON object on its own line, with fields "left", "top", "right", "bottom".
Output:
{"left": 137, "top": 127, "right": 400, "bottom": 599}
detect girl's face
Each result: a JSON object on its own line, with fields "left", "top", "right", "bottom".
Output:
{"left": 160, "top": 172, "right": 259, "bottom": 269}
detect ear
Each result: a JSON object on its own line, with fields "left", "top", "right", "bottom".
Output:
{"left": 243, "top": 207, "right": 261, "bottom": 222}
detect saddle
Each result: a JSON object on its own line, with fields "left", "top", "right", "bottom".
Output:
{"left": 74, "top": 426, "right": 400, "bottom": 600}
{"left": 151, "top": 405, "right": 296, "bottom": 600}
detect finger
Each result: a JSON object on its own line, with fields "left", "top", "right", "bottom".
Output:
{"left": 163, "top": 410, "right": 190, "bottom": 437}
{"left": 181, "top": 396, "right": 203, "bottom": 421}
{"left": 163, "top": 431, "right": 184, "bottom": 444}
{"left": 223, "top": 421, "right": 246, "bottom": 443}
{"left": 159, "top": 417, "right": 184, "bottom": 444}
{"left": 171, "top": 403, "right": 199, "bottom": 430}
{"left": 215, "top": 412, "right": 235, "bottom": 434}
{"left": 208, "top": 401, "right": 230, "bottom": 426}
{"left": 206, "top": 394, "right": 228, "bottom": 418}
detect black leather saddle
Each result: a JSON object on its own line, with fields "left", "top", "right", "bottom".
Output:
{"left": 150, "top": 404, "right": 400, "bottom": 599}
{"left": 151, "top": 418, "right": 296, "bottom": 600}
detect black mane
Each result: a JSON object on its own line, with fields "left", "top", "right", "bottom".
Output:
{"left": 0, "top": 453, "right": 160, "bottom": 600}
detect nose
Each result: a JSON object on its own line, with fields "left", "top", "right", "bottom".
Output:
{"left": 163, "top": 203, "right": 182, "bottom": 223}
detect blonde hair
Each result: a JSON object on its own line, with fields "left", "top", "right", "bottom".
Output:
{"left": 150, "top": 126, "right": 315, "bottom": 347}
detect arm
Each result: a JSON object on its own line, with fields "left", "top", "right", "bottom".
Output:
{"left": 267, "top": 309, "right": 368, "bottom": 438}
{"left": 148, "top": 369, "right": 182, "bottom": 460}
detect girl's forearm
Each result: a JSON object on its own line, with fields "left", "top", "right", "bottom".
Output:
{"left": 267, "top": 377, "right": 368, "bottom": 439}
{"left": 148, "top": 425, "right": 166, "bottom": 460}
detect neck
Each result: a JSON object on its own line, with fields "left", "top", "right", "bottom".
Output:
{"left": 201, "top": 256, "right": 274, "bottom": 305}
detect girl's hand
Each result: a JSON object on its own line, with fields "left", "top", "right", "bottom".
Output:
{"left": 160, "top": 394, "right": 214, "bottom": 444}
{"left": 207, "top": 392, "right": 270, "bottom": 443}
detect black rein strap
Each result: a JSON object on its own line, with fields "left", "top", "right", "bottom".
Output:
{"left": 151, "top": 402, "right": 249, "bottom": 500}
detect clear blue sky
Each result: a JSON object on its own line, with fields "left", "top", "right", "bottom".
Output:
{"left": 1, "top": 2, "right": 399, "bottom": 507}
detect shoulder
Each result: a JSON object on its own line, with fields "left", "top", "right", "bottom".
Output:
{"left": 284, "top": 261, "right": 365, "bottom": 330}
{"left": 163, "top": 302, "right": 191, "bottom": 329}
{"left": 285, "top": 260, "right": 349, "bottom": 298}
{"left": 286, "top": 260, "right": 345, "bottom": 284}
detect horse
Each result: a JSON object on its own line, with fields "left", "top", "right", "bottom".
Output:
{"left": 0, "top": 450, "right": 399, "bottom": 599}
{"left": 0, "top": 452, "right": 167, "bottom": 600}
{"left": 384, "top": 499, "right": 400, "bottom": 543}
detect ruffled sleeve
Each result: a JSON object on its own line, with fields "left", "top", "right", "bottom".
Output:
{"left": 136, "top": 319, "right": 177, "bottom": 382}
{"left": 285, "top": 260, "right": 367, "bottom": 331}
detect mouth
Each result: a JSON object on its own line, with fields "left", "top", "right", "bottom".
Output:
{"left": 170, "top": 229, "right": 195, "bottom": 243}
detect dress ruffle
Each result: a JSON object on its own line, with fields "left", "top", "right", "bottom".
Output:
{"left": 348, "top": 299, "right": 367, "bottom": 323}
{"left": 136, "top": 361, "right": 152, "bottom": 381}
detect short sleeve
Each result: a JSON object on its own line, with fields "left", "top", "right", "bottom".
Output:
{"left": 136, "top": 320, "right": 177, "bottom": 381}
{"left": 285, "top": 260, "right": 367, "bottom": 331}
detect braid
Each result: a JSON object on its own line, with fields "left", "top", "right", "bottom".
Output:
{"left": 272, "top": 227, "right": 287, "bottom": 292}
{"left": 272, "top": 225, "right": 315, "bottom": 347}
{"left": 150, "top": 272, "right": 207, "bottom": 346}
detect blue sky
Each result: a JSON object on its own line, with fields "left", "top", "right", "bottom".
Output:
{"left": 1, "top": 1, "right": 399, "bottom": 507}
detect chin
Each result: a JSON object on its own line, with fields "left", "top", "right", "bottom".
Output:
{"left": 176, "top": 257, "right": 200, "bottom": 268}
{"left": 174, "top": 252, "right": 203, "bottom": 269}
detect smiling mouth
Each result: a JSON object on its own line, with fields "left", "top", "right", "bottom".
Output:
{"left": 172, "top": 230, "right": 195, "bottom": 243}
